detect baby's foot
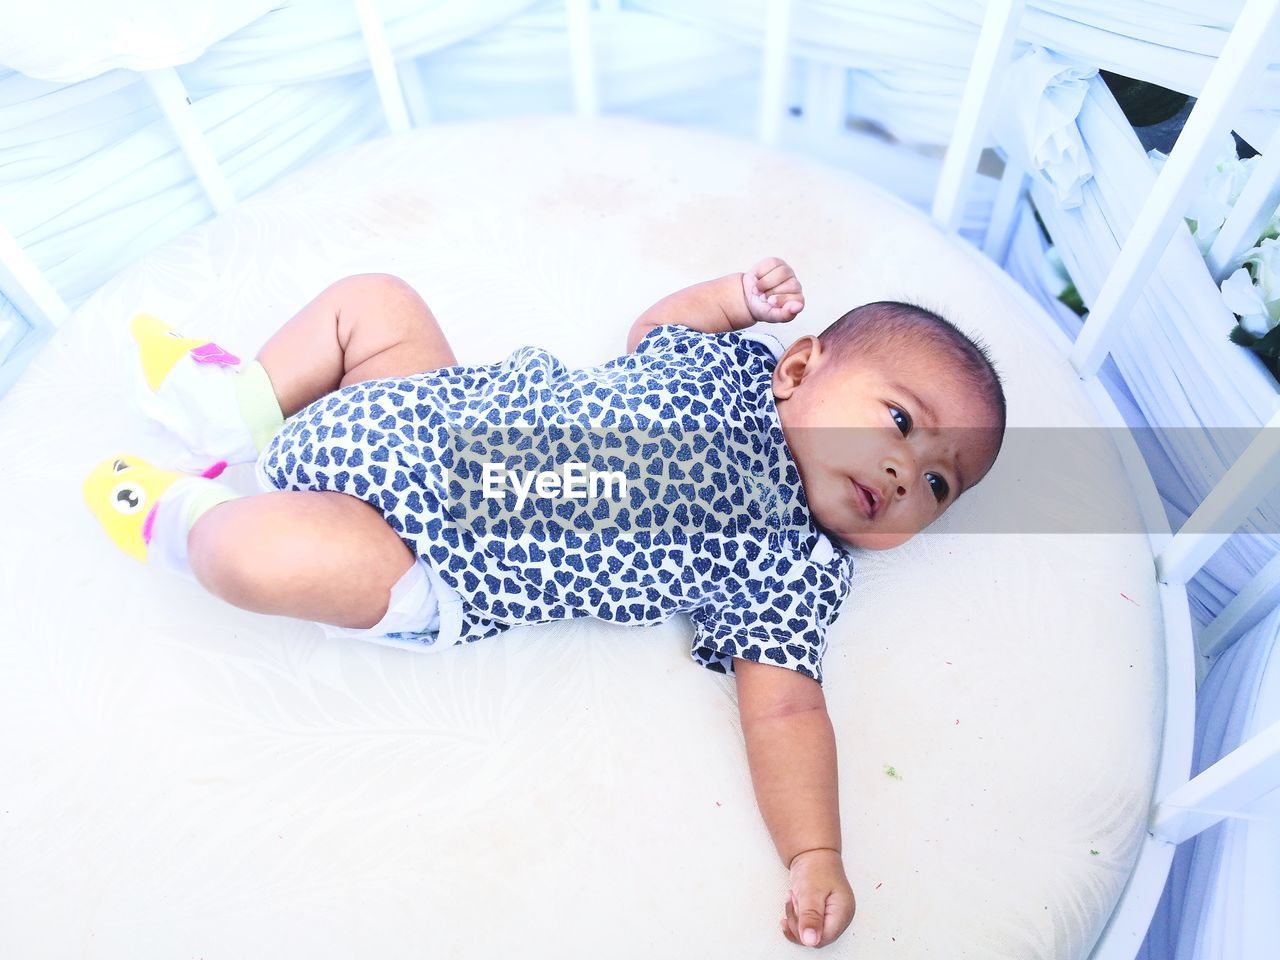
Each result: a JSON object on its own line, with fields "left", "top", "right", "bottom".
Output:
{"left": 82, "top": 453, "right": 238, "bottom": 579}
{"left": 131, "top": 314, "right": 283, "bottom": 470}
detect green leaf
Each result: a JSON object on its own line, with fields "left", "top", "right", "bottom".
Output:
{"left": 1229, "top": 323, "right": 1257, "bottom": 347}
{"left": 1058, "top": 283, "right": 1088, "bottom": 317}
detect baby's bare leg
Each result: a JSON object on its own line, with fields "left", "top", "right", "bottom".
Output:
{"left": 187, "top": 273, "right": 456, "bottom": 629}
{"left": 188, "top": 490, "right": 415, "bottom": 629}
{"left": 258, "top": 273, "right": 458, "bottom": 418}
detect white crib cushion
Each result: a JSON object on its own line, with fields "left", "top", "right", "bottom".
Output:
{"left": 0, "top": 116, "right": 1165, "bottom": 958}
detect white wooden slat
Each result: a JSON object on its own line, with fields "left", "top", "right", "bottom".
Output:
{"left": 930, "top": 0, "right": 1025, "bottom": 234}
{"left": 803, "top": 60, "right": 847, "bottom": 137}
{"left": 1150, "top": 718, "right": 1280, "bottom": 845}
{"left": 566, "top": 0, "right": 600, "bottom": 117}
{"left": 1198, "top": 550, "right": 1280, "bottom": 664}
{"left": 1068, "top": 0, "right": 1280, "bottom": 379}
{"left": 1156, "top": 403, "right": 1280, "bottom": 586}
{"left": 0, "top": 220, "right": 70, "bottom": 333}
{"left": 354, "top": 0, "right": 412, "bottom": 135}
{"left": 400, "top": 56, "right": 433, "bottom": 127}
{"left": 757, "top": 0, "right": 794, "bottom": 146}
{"left": 1206, "top": 120, "right": 1280, "bottom": 283}
{"left": 142, "top": 69, "right": 236, "bottom": 215}
{"left": 981, "top": 158, "right": 1026, "bottom": 263}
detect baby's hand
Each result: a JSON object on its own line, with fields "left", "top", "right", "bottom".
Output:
{"left": 742, "top": 257, "right": 805, "bottom": 324}
{"left": 781, "top": 848, "right": 856, "bottom": 949}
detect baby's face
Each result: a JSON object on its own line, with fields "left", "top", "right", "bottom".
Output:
{"left": 771, "top": 336, "right": 1002, "bottom": 550}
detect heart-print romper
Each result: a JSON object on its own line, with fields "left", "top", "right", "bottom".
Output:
{"left": 256, "top": 323, "right": 855, "bottom": 685}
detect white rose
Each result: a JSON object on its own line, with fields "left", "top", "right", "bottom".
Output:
{"left": 1221, "top": 237, "right": 1280, "bottom": 336}
{"left": 1149, "top": 136, "right": 1260, "bottom": 255}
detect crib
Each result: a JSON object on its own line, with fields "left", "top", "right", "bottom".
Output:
{"left": 1, "top": 3, "right": 1278, "bottom": 958}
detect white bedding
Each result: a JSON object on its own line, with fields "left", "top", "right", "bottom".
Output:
{"left": 0, "top": 116, "right": 1165, "bottom": 958}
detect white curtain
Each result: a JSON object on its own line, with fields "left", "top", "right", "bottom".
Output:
{"left": 1136, "top": 609, "right": 1280, "bottom": 960}
{"left": 0, "top": 0, "right": 767, "bottom": 308}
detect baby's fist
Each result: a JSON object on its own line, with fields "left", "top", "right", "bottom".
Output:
{"left": 742, "top": 257, "right": 805, "bottom": 324}
{"left": 782, "top": 848, "right": 855, "bottom": 948}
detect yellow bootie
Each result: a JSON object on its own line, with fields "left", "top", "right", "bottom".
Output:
{"left": 131, "top": 313, "right": 241, "bottom": 390}
{"left": 83, "top": 454, "right": 232, "bottom": 565}
{"left": 129, "top": 313, "right": 283, "bottom": 469}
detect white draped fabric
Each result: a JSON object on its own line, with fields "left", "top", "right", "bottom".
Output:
{"left": 0, "top": 1, "right": 278, "bottom": 82}
{"left": 0, "top": 0, "right": 761, "bottom": 309}
{"left": 1136, "top": 610, "right": 1280, "bottom": 960}
{"left": 629, "top": 0, "right": 1280, "bottom": 146}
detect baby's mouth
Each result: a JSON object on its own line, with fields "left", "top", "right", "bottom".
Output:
{"left": 852, "top": 480, "right": 879, "bottom": 520}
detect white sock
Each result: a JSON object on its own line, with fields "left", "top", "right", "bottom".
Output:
{"left": 136, "top": 354, "right": 285, "bottom": 471}
{"left": 147, "top": 477, "right": 240, "bottom": 581}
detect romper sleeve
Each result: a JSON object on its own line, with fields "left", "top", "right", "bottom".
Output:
{"left": 687, "top": 542, "right": 856, "bottom": 688}
{"left": 632, "top": 322, "right": 727, "bottom": 360}
{"left": 688, "top": 589, "right": 831, "bottom": 687}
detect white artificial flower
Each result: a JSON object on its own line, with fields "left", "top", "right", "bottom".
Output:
{"left": 1149, "top": 135, "right": 1260, "bottom": 255}
{"left": 1221, "top": 237, "right": 1280, "bottom": 336}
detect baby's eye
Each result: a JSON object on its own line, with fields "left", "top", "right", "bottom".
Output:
{"left": 888, "top": 405, "right": 911, "bottom": 436}
{"left": 927, "top": 473, "right": 950, "bottom": 502}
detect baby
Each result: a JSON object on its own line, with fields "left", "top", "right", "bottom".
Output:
{"left": 85, "top": 259, "right": 1005, "bottom": 950}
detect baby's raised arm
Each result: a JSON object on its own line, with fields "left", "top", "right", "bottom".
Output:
{"left": 736, "top": 657, "right": 856, "bottom": 948}
{"left": 625, "top": 257, "right": 805, "bottom": 352}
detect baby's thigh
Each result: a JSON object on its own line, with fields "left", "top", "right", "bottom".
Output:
{"left": 188, "top": 489, "right": 416, "bottom": 629}
{"left": 335, "top": 274, "right": 458, "bottom": 387}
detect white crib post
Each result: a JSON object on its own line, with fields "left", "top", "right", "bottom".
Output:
{"left": 1068, "top": 0, "right": 1280, "bottom": 380}
{"left": 757, "top": 0, "right": 794, "bottom": 146}
{"left": 0, "top": 221, "right": 70, "bottom": 334}
{"left": 803, "top": 60, "right": 847, "bottom": 139}
{"left": 400, "top": 57, "right": 434, "bottom": 127}
{"left": 354, "top": 0, "right": 412, "bottom": 135}
{"left": 981, "top": 157, "right": 1027, "bottom": 263}
{"left": 1149, "top": 718, "right": 1280, "bottom": 845}
{"left": 930, "top": 0, "right": 1025, "bottom": 234}
{"left": 566, "top": 0, "right": 601, "bottom": 117}
{"left": 1206, "top": 121, "right": 1280, "bottom": 283}
{"left": 1198, "top": 550, "right": 1280, "bottom": 665}
{"left": 141, "top": 68, "right": 237, "bottom": 215}
{"left": 1155, "top": 404, "right": 1280, "bottom": 587}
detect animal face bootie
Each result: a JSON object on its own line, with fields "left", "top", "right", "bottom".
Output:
{"left": 83, "top": 454, "right": 241, "bottom": 580}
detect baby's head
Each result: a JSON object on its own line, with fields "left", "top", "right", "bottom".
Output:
{"left": 771, "top": 301, "right": 1006, "bottom": 550}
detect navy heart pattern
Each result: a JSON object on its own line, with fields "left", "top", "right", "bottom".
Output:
{"left": 256, "top": 324, "right": 854, "bottom": 680}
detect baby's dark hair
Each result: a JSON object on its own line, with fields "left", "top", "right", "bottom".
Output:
{"left": 819, "top": 300, "right": 1007, "bottom": 444}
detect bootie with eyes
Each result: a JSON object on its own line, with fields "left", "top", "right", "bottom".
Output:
{"left": 83, "top": 454, "right": 241, "bottom": 580}
{"left": 131, "top": 313, "right": 285, "bottom": 469}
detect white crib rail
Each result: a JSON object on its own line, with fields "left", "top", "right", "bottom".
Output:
{"left": 1066, "top": 0, "right": 1280, "bottom": 381}
{"left": 1206, "top": 120, "right": 1280, "bottom": 284}
{"left": 915, "top": 1, "right": 1280, "bottom": 958}
{"left": 931, "top": 0, "right": 1026, "bottom": 234}
{"left": 354, "top": 0, "right": 411, "bottom": 135}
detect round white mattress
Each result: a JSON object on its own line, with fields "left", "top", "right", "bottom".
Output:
{"left": 0, "top": 116, "right": 1165, "bottom": 958}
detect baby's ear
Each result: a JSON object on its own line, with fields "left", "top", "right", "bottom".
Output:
{"left": 773, "top": 337, "right": 819, "bottom": 398}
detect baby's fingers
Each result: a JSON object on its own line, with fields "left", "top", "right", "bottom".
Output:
{"left": 758, "top": 294, "right": 804, "bottom": 322}
{"left": 794, "top": 888, "right": 828, "bottom": 947}
{"left": 749, "top": 257, "right": 796, "bottom": 291}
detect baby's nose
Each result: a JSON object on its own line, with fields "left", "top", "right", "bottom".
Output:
{"left": 884, "top": 465, "right": 907, "bottom": 498}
